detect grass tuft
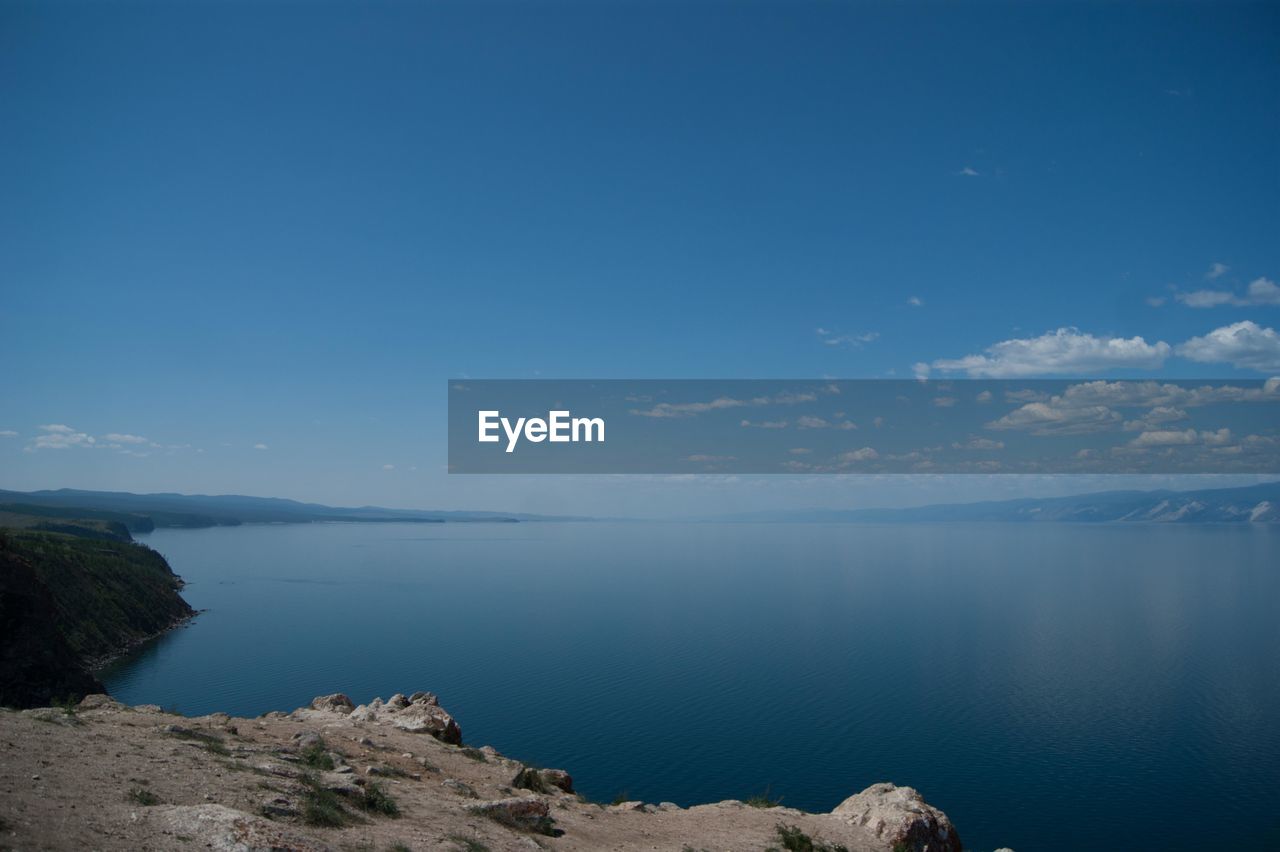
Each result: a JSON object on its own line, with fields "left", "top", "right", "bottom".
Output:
{"left": 301, "top": 784, "right": 351, "bottom": 827}
{"left": 746, "top": 786, "right": 783, "bottom": 808}
{"left": 447, "top": 836, "right": 490, "bottom": 852}
{"left": 300, "top": 742, "right": 335, "bottom": 770}
{"left": 127, "top": 787, "right": 160, "bottom": 806}
{"left": 769, "top": 823, "right": 850, "bottom": 852}
{"left": 356, "top": 781, "right": 400, "bottom": 817}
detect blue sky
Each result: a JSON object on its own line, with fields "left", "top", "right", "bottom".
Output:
{"left": 2, "top": 1, "right": 1277, "bottom": 514}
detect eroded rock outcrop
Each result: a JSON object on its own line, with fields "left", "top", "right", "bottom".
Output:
{"left": 832, "top": 782, "right": 962, "bottom": 852}
{"left": 309, "top": 693, "right": 354, "bottom": 714}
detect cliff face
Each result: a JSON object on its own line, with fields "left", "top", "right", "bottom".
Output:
{"left": 0, "top": 529, "right": 194, "bottom": 708}
{"left": 0, "top": 548, "right": 104, "bottom": 707}
{"left": 0, "top": 692, "right": 965, "bottom": 852}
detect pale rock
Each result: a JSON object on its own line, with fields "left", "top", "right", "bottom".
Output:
{"left": 442, "top": 778, "right": 478, "bottom": 798}
{"left": 152, "top": 804, "right": 329, "bottom": 852}
{"left": 349, "top": 705, "right": 378, "bottom": 723}
{"left": 387, "top": 700, "right": 461, "bottom": 744}
{"left": 77, "top": 694, "right": 122, "bottom": 711}
{"left": 259, "top": 796, "right": 297, "bottom": 818}
{"left": 831, "top": 782, "right": 961, "bottom": 852}
{"left": 291, "top": 730, "right": 323, "bottom": 750}
{"left": 309, "top": 694, "right": 354, "bottom": 714}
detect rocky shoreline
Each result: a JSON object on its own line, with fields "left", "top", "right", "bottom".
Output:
{"left": 84, "top": 608, "right": 201, "bottom": 672}
{"left": 0, "top": 690, "right": 975, "bottom": 851}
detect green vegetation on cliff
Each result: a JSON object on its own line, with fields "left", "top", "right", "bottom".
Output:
{"left": 0, "top": 528, "right": 195, "bottom": 708}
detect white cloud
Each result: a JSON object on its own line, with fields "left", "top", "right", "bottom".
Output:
{"left": 633, "top": 390, "right": 819, "bottom": 419}
{"left": 912, "top": 362, "right": 931, "bottom": 380}
{"left": 837, "top": 447, "right": 879, "bottom": 462}
{"left": 953, "top": 437, "right": 1005, "bottom": 450}
{"left": 816, "top": 328, "right": 879, "bottom": 348}
{"left": 1176, "top": 277, "right": 1280, "bottom": 308}
{"left": 102, "top": 433, "right": 148, "bottom": 444}
{"left": 1122, "top": 406, "right": 1188, "bottom": 431}
{"left": 685, "top": 454, "right": 736, "bottom": 463}
{"left": 975, "top": 390, "right": 993, "bottom": 403}
{"left": 0, "top": 430, "right": 17, "bottom": 438}
{"left": 1206, "top": 262, "right": 1230, "bottom": 280}
{"left": 931, "top": 328, "right": 1171, "bottom": 377}
{"left": 788, "top": 448, "right": 811, "bottom": 455}
{"left": 987, "top": 402, "right": 1123, "bottom": 436}
{"left": 1146, "top": 296, "right": 1166, "bottom": 307}
{"left": 253, "top": 443, "right": 269, "bottom": 450}
{"left": 1128, "top": 428, "right": 1232, "bottom": 448}
{"left": 932, "top": 396, "right": 957, "bottom": 408}
{"left": 382, "top": 463, "right": 395, "bottom": 470}
{"left": 795, "top": 416, "right": 857, "bottom": 430}
{"left": 908, "top": 296, "right": 924, "bottom": 307}
{"left": 28, "top": 424, "right": 96, "bottom": 450}
{"left": 957, "top": 167, "right": 980, "bottom": 177}
{"left": 1177, "top": 321, "right": 1280, "bottom": 371}
{"left": 740, "top": 419, "right": 788, "bottom": 429}
{"left": 984, "top": 378, "right": 1280, "bottom": 438}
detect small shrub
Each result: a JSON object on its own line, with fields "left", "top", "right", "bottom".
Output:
{"left": 166, "top": 726, "right": 229, "bottom": 756}
{"left": 301, "top": 785, "right": 351, "bottom": 827}
{"left": 447, "top": 837, "right": 490, "bottom": 852}
{"left": 746, "top": 786, "right": 782, "bottom": 808}
{"left": 459, "top": 747, "right": 487, "bottom": 763}
{"left": 357, "top": 781, "right": 400, "bottom": 817}
{"left": 300, "top": 742, "right": 335, "bottom": 770}
{"left": 473, "top": 806, "right": 557, "bottom": 837}
{"left": 611, "top": 791, "right": 631, "bottom": 806}
{"left": 770, "top": 823, "right": 850, "bottom": 852}
{"left": 127, "top": 787, "right": 160, "bottom": 806}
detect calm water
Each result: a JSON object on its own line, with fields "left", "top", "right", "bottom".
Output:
{"left": 102, "top": 522, "right": 1280, "bottom": 851}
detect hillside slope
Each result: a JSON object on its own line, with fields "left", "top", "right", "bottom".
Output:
{"left": 0, "top": 692, "right": 964, "bottom": 852}
{"left": 0, "top": 530, "right": 194, "bottom": 708}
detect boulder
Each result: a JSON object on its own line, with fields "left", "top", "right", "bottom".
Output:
{"left": 512, "top": 766, "right": 574, "bottom": 794}
{"left": 77, "top": 694, "right": 122, "bottom": 711}
{"left": 468, "top": 797, "right": 554, "bottom": 834}
{"left": 442, "top": 778, "right": 478, "bottom": 798}
{"left": 388, "top": 701, "right": 461, "bottom": 744}
{"left": 316, "top": 771, "right": 364, "bottom": 796}
{"left": 152, "top": 804, "right": 328, "bottom": 852}
{"left": 310, "top": 693, "right": 354, "bottom": 714}
{"left": 349, "top": 704, "right": 378, "bottom": 723}
{"left": 831, "top": 783, "right": 961, "bottom": 852}
{"left": 259, "top": 796, "right": 298, "bottom": 818}
{"left": 291, "top": 730, "right": 323, "bottom": 750}
{"left": 386, "top": 693, "right": 409, "bottom": 709}
{"left": 409, "top": 691, "right": 438, "bottom": 706}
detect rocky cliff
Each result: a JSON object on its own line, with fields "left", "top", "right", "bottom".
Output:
{"left": 0, "top": 691, "right": 969, "bottom": 852}
{"left": 0, "top": 529, "right": 194, "bottom": 708}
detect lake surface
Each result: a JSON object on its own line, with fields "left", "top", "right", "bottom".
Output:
{"left": 102, "top": 522, "right": 1280, "bottom": 851}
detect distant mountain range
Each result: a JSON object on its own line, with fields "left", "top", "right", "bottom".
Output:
{"left": 713, "top": 481, "right": 1280, "bottom": 524}
{"left": 3, "top": 482, "right": 1279, "bottom": 530}
{"left": 0, "top": 488, "right": 590, "bottom": 532}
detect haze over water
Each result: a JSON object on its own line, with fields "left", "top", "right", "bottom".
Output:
{"left": 103, "top": 521, "right": 1280, "bottom": 852}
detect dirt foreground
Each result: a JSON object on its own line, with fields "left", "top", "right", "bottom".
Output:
{"left": 0, "top": 691, "right": 966, "bottom": 852}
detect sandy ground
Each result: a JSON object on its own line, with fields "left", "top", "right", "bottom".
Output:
{"left": 0, "top": 694, "right": 943, "bottom": 852}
